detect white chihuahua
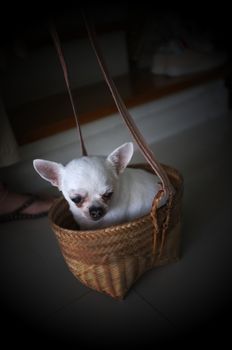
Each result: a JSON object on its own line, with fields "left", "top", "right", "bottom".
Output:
{"left": 33, "top": 142, "right": 167, "bottom": 230}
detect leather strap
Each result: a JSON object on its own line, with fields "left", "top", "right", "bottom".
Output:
{"left": 82, "top": 14, "right": 174, "bottom": 258}
{"left": 82, "top": 13, "right": 173, "bottom": 198}
{"left": 50, "top": 23, "right": 88, "bottom": 157}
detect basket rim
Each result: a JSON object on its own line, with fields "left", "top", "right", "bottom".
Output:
{"left": 48, "top": 162, "right": 183, "bottom": 236}
{"left": 49, "top": 197, "right": 153, "bottom": 236}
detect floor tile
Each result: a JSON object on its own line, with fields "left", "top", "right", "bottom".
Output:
{"left": 42, "top": 290, "right": 175, "bottom": 345}
{"left": 0, "top": 217, "right": 90, "bottom": 323}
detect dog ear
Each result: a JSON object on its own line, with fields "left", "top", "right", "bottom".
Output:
{"left": 33, "top": 159, "right": 64, "bottom": 188}
{"left": 106, "top": 142, "right": 134, "bottom": 175}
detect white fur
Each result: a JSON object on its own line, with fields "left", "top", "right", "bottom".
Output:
{"left": 33, "top": 142, "right": 168, "bottom": 230}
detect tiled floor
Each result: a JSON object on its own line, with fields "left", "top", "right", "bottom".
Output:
{"left": 1, "top": 114, "right": 231, "bottom": 345}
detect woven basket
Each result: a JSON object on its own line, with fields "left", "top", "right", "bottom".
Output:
{"left": 49, "top": 163, "right": 183, "bottom": 299}
{"left": 49, "top": 20, "right": 184, "bottom": 299}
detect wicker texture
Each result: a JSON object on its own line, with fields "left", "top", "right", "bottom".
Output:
{"left": 49, "top": 164, "right": 183, "bottom": 299}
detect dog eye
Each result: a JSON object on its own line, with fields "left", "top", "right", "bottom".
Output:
{"left": 71, "top": 195, "right": 83, "bottom": 204}
{"left": 102, "top": 191, "right": 113, "bottom": 201}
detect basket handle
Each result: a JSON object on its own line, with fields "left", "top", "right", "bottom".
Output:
{"left": 82, "top": 13, "right": 173, "bottom": 198}
{"left": 50, "top": 23, "right": 88, "bottom": 157}
{"left": 50, "top": 17, "right": 173, "bottom": 257}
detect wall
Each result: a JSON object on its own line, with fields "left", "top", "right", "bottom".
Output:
{"left": 2, "top": 31, "right": 129, "bottom": 108}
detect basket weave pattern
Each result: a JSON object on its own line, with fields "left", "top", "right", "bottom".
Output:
{"left": 49, "top": 164, "right": 183, "bottom": 299}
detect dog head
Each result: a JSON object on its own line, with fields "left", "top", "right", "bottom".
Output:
{"left": 33, "top": 142, "right": 134, "bottom": 223}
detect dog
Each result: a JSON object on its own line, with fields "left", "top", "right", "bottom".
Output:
{"left": 33, "top": 142, "right": 168, "bottom": 230}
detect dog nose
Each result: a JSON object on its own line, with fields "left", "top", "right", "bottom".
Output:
{"left": 89, "top": 206, "right": 105, "bottom": 220}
